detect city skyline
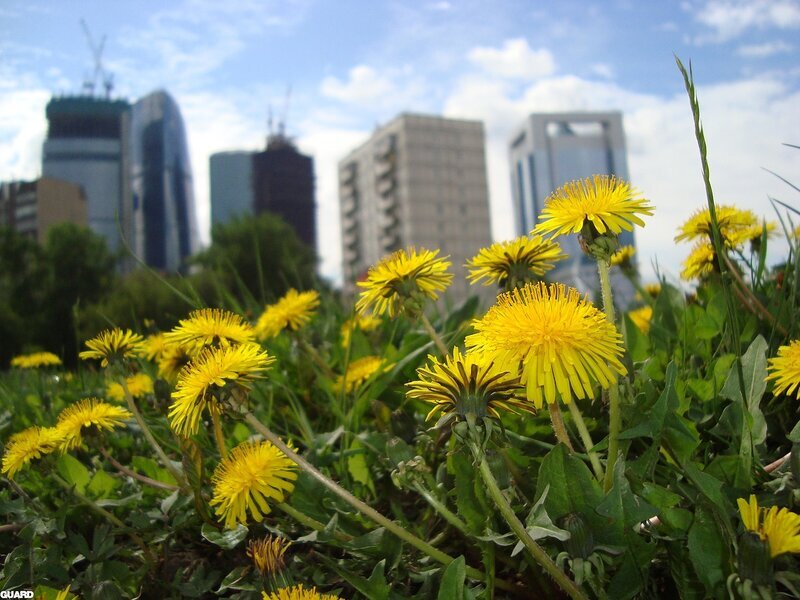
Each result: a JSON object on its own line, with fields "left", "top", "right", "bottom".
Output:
{"left": 2, "top": 0, "right": 799, "bottom": 285}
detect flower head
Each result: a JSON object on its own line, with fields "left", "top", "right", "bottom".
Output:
{"left": 737, "top": 495, "right": 800, "bottom": 557}
{"left": 466, "top": 235, "right": 568, "bottom": 289}
{"left": 157, "top": 343, "right": 193, "bottom": 383}
{"left": 2, "top": 426, "right": 63, "bottom": 479}
{"left": 466, "top": 282, "right": 627, "bottom": 408}
{"left": 262, "top": 585, "right": 340, "bottom": 600}
{"left": 335, "top": 356, "right": 391, "bottom": 393}
{"left": 169, "top": 343, "right": 274, "bottom": 437}
{"left": 643, "top": 283, "right": 661, "bottom": 298}
{"left": 340, "top": 313, "right": 381, "bottom": 348}
{"left": 165, "top": 308, "right": 255, "bottom": 355}
{"left": 106, "top": 372, "right": 154, "bottom": 402}
{"left": 675, "top": 205, "right": 760, "bottom": 246}
{"left": 79, "top": 329, "right": 145, "bottom": 367}
{"left": 247, "top": 535, "right": 291, "bottom": 575}
{"left": 407, "top": 347, "right": 531, "bottom": 422}
{"left": 680, "top": 242, "right": 716, "bottom": 281}
{"left": 54, "top": 398, "right": 132, "bottom": 451}
{"left": 766, "top": 339, "right": 800, "bottom": 400}
{"left": 628, "top": 305, "right": 653, "bottom": 334}
{"left": 142, "top": 333, "right": 169, "bottom": 362}
{"left": 255, "top": 289, "right": 320, "bottom": 340}
{"left": 610, "top": 245, "right": 636, "bottom": 268}
{"left": 533, "top": 175, "right": 653, "bottom": 239}
{"left": 10, "top": 352, "right": 62, "bottom": 369}
{"left": 210, "top": 440, "right": 298, "bottom": 529}
{"left": 356, "top": 248, "right": 452, "bottom": 317}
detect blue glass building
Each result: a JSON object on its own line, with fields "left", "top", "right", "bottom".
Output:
{"left": 130, "top": 90, "right": 198, "bottom": 271}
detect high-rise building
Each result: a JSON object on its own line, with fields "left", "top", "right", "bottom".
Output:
{"left": 509, "top": 111, "right": 635, "bottom": 304}
{"left": 338, "top": 113, "right": 492, "bottom": 302}
{"left": 252, "top": 136, "right": 316, "bottom": 249}
{"left": 0, "top": 177, "right": 87, "bottom": 243}
{"left": 210, "top": 151, "right": 254, "bottom": 226}
{"left": 130, "top": 90, "right": 199, "bottom": 271}
{"left": 209, "top": 137, "right": 317, "bottom": 251}
{"left": 42, "top": 95, "right": 131, "bottom": 253}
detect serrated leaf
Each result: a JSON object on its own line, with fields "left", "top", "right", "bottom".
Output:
{"left": 450, "top": 449, "right": 490, "bottom": 535}
{"left": 437, "top": 556, "right": 466, "bottom": 600}
{"left": 87, "top": 470, "right": 118, "bottom": 498}
{"left": 200, "top": 523, "right": 248, "bottom": 549}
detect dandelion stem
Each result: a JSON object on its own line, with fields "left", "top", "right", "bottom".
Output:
{"left": 473, "top": 449, "right": 588, "bottom": 600}
{"left": 548, "top": 402, "right": 575, "bottom": 451}
{"left": 567, "top": 402, "right": 604, "bottom": 481}
{"left": 100, "top": 447, "right": 179, "bottom": 492}
{"left": 119, "top": 376, "right": 188, "bottom": 489}
{"left": 411, "top": 482, "right": 470, "bottom": 536}
{"left": 211, "top": 412, "right": 228, "bottom": 459}
{"left": 296, "top": 336, "right": 336, "bottom": 379}
{"left": 597, "top": 257, "right": 622, "bottom": 493}
{"left": 421, "top": 313, "right": 449, "bottom": 356}
{"left": 276, "top": 502, "right": 353, "bottom": 543}
{"left": 242, "top": 412, "right": 499, "bottom": 586}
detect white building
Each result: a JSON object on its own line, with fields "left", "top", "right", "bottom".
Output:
{"left": 339, "top": 113, "right": 493, "bottom": 304}
{"left": 509, "top": 111, "right": 636, "bottom": 305}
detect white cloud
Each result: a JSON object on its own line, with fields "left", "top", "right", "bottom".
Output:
{"left": 690, "top": 0, "right": 800, "bottom": 42}
{"left": 590, "top": 63, "right": 615, "bottom": 79}
{"left": 737, "top": 40, "right": 794, "bottom": 57}
{"left": 320, "top": 66, "right": 397, "bottom": 105}
{"left": 467, "top": 38, "right": 556, "bottom": 80}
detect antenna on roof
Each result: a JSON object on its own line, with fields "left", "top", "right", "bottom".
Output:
{"left": 277, "top": 84, "right": 292, "bottom": 138}
{"left": 80, "top": 19, "right": 114, "bottom": 98}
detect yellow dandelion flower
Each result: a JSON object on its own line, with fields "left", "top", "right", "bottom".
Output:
{"left": 533, "top": 175, "right": 653, "bottom": 238}
{"left": 106, "top": 372, "right": 154, "bottom": 402}
{"left": 407, "top": 347, "right": 532, "bottom": 422}
{"left": 142, "top": 332, "right": 169, "bottom": 362}
{"left": 340, "top": 313, "right": 381, "bottom": 348}
{"left": 674, "top": 205, "right": 761, "bottom": 247}
{"left": 10, "top": 352, "right": 62, "bottom": 369}
{"left": 610, "top": 245, "right": 636, "bottom": 268}
{"left": 680, "top": 242, "right": 716, "bottom": 281}
{"left": 465, "top": 235, "right": 568, "bottom": 288}
{"left": 54, "top": 398, "right": 132, "bottom": 451}
{"left": 165, "top": 308, "right": 255, "bottom": 355}
{"left": 79, "top": 329, "right": 145, "bottom": 367}
{"left": 247, "top": 535, "right": 291, "bottom": 575}
{"left": 644, "top": 283, "right": 661, "bottom": 298}
{"left": 169, "top": 343, "right": 274, "bottom": 437}
{"left": 628, "top": 305, "right": 653, "bottom": 334}
{"left": 210, "top": 440, "right": 298, "bottom": 529}
{"left": 255, "top": 289, "right": 320, "bottom": 340}
{"left": 766, "top": 339, "right": 800, "bottom": 400}
{"left": 356, "top": 247, "right": 452, "bottom": 317}
{"left": 1, "top": 426, "right": 63, "bottom": 479}
{"left": 262, "top": 585, "right": 340, "bottom": 600}
{"left": 737, "top": 495, "right": 800, "bottom": 557}
{"left": 466, "top": 282, "right": 627, "bottom": 408}
{"left": 157, "top": 343, "right": 193, "bottom": 383}
{"left": 335, "top": 356, "right": 391, "bottom": 393}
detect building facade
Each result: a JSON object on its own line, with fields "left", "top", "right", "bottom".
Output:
{"left": 252, "top": 136, "right": 316, "bottom": 249}
{"left": 42, "top": 96, "right": 131, "bottom": 253}
{"left": 0, "top": 177, "right": 87, "bottom": 243}
{"left": 130, "top": 90, "right": 199, "bottom": 271}
{"left": 509, "top": 111, "right": 635, "bottom": 304}
{"left": 210, "top": 151, "right": 254, "bottom": 227}
{"left": 339, "top": 113, "right": 492, "bottom": 302}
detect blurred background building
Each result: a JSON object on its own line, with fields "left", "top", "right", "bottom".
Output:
{"left": 130, "top": 90, "right": 199, "bottom": 272}
{"left": 0, "top": 177, "right": 86, "bottom": 243}
{"left": 509, "top": 111, "right": 635, "bottom": 305}
{"left": 338, "top": 113, "right": 492, "bottom": 303}
{"left": 210, "top": 151, "right": 254, "bottom": 226}
{"left": 41, "top": 95, "right": 132, "bottom": 254}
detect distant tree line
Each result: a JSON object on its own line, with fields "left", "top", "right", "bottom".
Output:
{"left": 1, "top": 213, "right": 318, "bottom": 367}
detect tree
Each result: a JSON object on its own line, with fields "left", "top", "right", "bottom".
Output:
{"left": 193, "top": 212, "right": 317, "bottom": 306}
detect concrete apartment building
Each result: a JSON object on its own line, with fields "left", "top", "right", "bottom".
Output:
{"left": 339, "top": 113, "right": 492, "bottom": 303}
{"left": 509, "top": 111, "right": 635, "bottom": 305}
{"left": 0, "top": 177, "right": 87, "bottom": 243}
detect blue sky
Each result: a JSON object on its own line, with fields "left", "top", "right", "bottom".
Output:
{"left": 2, "top": 0, "right": 799, "bottom": 285}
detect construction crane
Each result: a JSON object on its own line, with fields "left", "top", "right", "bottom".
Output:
{"left": 80, "top": 19, "right": 114, "bottom": 98}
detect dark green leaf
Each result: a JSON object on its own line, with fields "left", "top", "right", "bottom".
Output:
{"left": 200, "top": 523, "right": 248, "bottom": 549}
{"left": 437, "top": 556, "right": 466, "bottom": 600}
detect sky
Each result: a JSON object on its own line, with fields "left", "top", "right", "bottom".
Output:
{"left": 2, "top": 0, "right": 799, "bottom": 286}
